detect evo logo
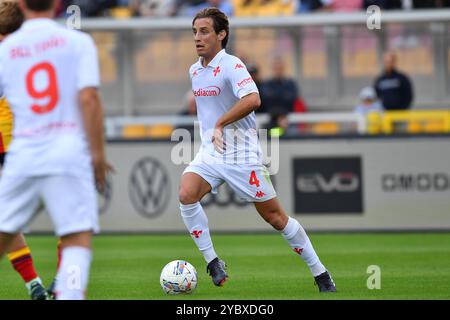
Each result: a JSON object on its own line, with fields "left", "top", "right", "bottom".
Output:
{"left": 293, "top": 157, "right": 363, "bottom": 214}
{"left": 297, "top": 172, "right": 360, "bottom": 193}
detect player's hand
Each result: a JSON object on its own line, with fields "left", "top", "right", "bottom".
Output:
{"left": 212, "top": 126, "right": 226, "bottom": 154}
{"left": 92, "top": 154, "right": 115, "bottom": 192}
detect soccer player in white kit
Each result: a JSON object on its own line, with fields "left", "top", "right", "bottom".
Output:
{"left": 0, "top": 0, "right": 110, "bottom": 300}
{"left": 179, "top": 8, "right": 336, "bottom": 292}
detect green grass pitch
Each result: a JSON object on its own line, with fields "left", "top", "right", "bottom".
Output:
{"left": 1, "top": 233, "right": 450, "bottom": 300}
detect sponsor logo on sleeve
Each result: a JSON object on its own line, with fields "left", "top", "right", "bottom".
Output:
{"left": 237, "top": 77, "right": 254, "bottom": 88}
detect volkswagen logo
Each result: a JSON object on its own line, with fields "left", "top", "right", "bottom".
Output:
{"left": 129, "top": 157, "right": 170, "bottom": 218}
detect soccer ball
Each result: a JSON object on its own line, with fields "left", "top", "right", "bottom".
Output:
{"left": 160, "top": 260, "right": 198, "bottom": 295}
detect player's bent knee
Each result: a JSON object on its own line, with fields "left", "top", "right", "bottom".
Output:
{"left": 60, "top": 231, "right": 92, "bottom": 249}
{"left": 262, "top": 211, "right": 286, "bottom": 230}
{"left": 179, "top": 188, "right": 200, "bottom": 205}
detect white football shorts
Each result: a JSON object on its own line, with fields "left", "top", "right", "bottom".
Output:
{"left": 183, "top": 152, "right": 277, "bottom": 202}
{"left": 0, "top": 175, "right": 99, "bottom": 236}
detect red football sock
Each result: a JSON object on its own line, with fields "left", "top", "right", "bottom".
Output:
{"left": 8, "top": 246, "right": 38, "bottom": 283}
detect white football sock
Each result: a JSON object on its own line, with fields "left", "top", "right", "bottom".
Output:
{"left": 180, "top": 202, "right": 217, "bottom": 264}
{"left": 55, "top": 246, "right": 92, "bottom": 300}
{"left": 281, "top": 217, "right": 326, "bottom": 277}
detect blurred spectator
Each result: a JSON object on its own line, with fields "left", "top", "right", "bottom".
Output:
{"left": 354, "top": 87, "right": 383, "bottom": 115}
{"left": 176, "top": 0, "right": 207, "bottom": 15}
{"left": 298, "top": 0, "right": 362, "bottom": 12}
{"left": 60, "top": 0, "right": 118, "bottom": 17}
{"left": 374, "top": 51, "right": 414, "bottom": 110}
{"left": 411, "top": 0, "right": 450, "bottom": 8}
{"left": 247, "top": 63, "right": 267, "bottom": 113}
{"left": 57, "top": 0, "right": 450, "bottom": 18}
{"left": 56, "top": 1, "right": 68, "bottom": 16}
{"left": 265, "top": 109, "right": 299, "bottom": 137}
{"left": 297, "top": 0, "right": 327, "bottom": 12}
{"left": 364, "top": 0, "right": 450, "bottom": 10}
{"left": 179, "top": 0, "right": 234, "bottom": 16}
{"left": 117, "top": 0, "right": 132, "bottom": 6}
{"left": 293, "top": 96, "right": 307, "bottom": 113}
{"left": 235, "top": 0, "right": 295, "bottom": 16}
{"left": 128, "top": 0, "right": 142, "bottom": 16}
{"left": 363, "top": 0, "right": 401, "bottom": 9}
{"left": 260, "top": 58, "right": 299, "bottom": 115}
{"left": 320, "top": 0, "right": 363, "bottom": 12}
{"left": 132, "top": 0, "right": 178, "bottom": 17}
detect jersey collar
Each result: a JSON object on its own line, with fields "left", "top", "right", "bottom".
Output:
{"left": 21, "top": 18, "right": 57, "bottom": 31}
{"left": 198, "top": 49, "right": 226, "bottom": 69}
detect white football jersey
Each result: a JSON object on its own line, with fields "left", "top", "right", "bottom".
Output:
{"left": 0, "top": 18, "right": 99, "bottom": 177}
{"left": 190, "top": 49, "right": 261, "bottom": 164}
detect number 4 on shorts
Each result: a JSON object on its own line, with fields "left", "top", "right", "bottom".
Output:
{"left": 249, "top": 170, "right": 260, "bottom": 188}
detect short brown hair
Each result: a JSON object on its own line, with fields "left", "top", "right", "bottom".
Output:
{"left": 0, "top": 1, "right": 25, "bottom": 36}
{"left": 193, "top": 7, "right": 229, "bottom": 49}
{"left": 24, "top": 0, "right": 54, "bottom": 11}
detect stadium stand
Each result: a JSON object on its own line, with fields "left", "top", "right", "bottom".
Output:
{"left": 67, "top": 7, "right": 450, "bottom": 139}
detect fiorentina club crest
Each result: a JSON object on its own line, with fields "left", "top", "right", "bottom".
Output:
{"left": 191, "top": 230, "right": 203, "bottom": 238}
{"left": 213, "top": 66, "right": 220, "bottom": 77}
